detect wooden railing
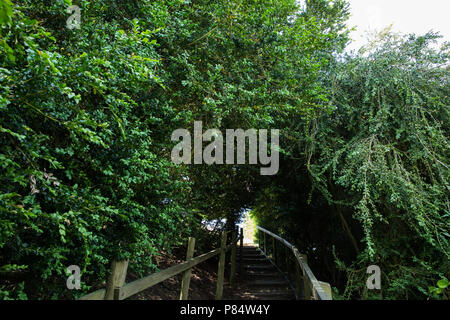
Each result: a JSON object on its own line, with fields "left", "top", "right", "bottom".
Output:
{"left": 78, "top": 229, "right": 242, "bottom": 300}
{"left": 256, "top": 226, "right": 332, "bottom": 300}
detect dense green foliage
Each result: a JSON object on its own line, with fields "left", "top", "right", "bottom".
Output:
{"left": 252, "top": 33, "right": 449, "bottom": 299}
{"left": 0, "top": 0, "right": 201, "bottom": 299}
{"left": 0, "top": 0, "right": 346, "bottom": 299}
{"left": 0, "top": 0, "right": 448, "bottom": 300}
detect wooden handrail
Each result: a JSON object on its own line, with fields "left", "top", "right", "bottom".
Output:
{"left": 256, "top": 226, "right": 332, "bottom": 300}
{"left": 78, "top": 288, "right": 105, "bottom": 300}
{"left": 78, "top": 231, "right": 241, "bottom": 300}
{"left": 116, "top": 248, "right": 222, "bottom": 300}
{"left": 292, "top": 248, "right": 331, "bottom": 300}
{"left": 256, "top": 226, "right": 295, "bottom": 250}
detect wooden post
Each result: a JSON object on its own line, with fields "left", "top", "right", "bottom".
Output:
{"left": 272, "top": 237, "right": 276, "bottom": 264}
{"left": 294, "top": 257, "right": 302, "bottom": 300}
{"left": 300, "top": 253, "right": 311, "bottom": 300}
{"left": 258, "top": 229, "right": 261, "bottom": 249}
{"left": 180, "top": 237, "right": 196, "bottom": 300}
{"left": 239, "top": 228, "right": 243, "bottom": 276}
{"left": 319, "top": 281, "right": 332, "bottom": 300}
{"left": 230, "top": 231, "right": 237, "bottom": 288}
{"left": 263, "top": 232, "right": 266, "bottom": 255}
{"left": 215, "top": 231, "right": 227, "bottom": 300}
{"left": 285, "top": 246, "right": 289, "bottom": 275}
{"left": 105, "top": 260, "right": 129, "bottom": 300}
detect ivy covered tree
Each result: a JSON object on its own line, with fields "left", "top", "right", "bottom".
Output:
{"left": 252, "top": 32, "right": 449, "bottom": 299}
{"left": 0, "top": 0, "right": 196, "bottom": 299}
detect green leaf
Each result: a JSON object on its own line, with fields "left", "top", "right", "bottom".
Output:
{"left": 437, "top": 279, "right": 448, "bottom": 289}
{"left": 0, "top": 0, "right": 13, "bottom": 26}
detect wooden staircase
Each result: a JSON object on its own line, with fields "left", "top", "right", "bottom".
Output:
{"left": 232, "top": 245, "right": 296, "bottom": 300}
{"left": 79, "top": 228, "right": 331, "bottom": 301}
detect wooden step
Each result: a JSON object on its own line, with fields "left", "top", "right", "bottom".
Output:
{"left": 242, "top": 258, "right": 269, "bottom": 264}
{"left": 251, "top": 290, "right": 296, "bottom": 300}
{"left": 238, "top": 252, "right": 263, "bottom": 256}
{"left": 247, "top": 280, "right": 290, "bottom": 288}
{"left": 245, "top": 264, "right": 276, "bottom": 271}
{"left": 245, "top": 272, "right": 282, "bottom": 279}
{"left": 240, "top": 250, "right": 260, "bottom": 254}
{"left": 239, "top": 251, "right": 261, "bottom": 256}
{"left": 238, "top": 255, "right": 264, "bottom": 260}
{"left": 235, "top": 245, "right": 296, "bottom": 300}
